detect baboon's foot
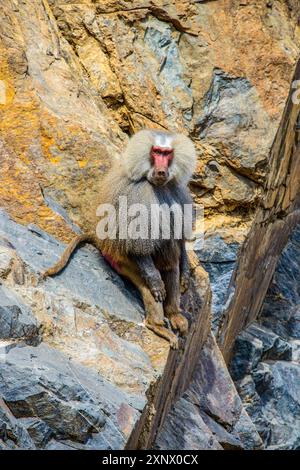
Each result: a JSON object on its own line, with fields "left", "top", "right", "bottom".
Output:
{"left": 145, "top": 320, "right": 179, "bottom": 349}
{"left": 146, "top": 310, "right": 165, "bottom": 326}
{"left": 170, "top": 313, "right": 189, "bottom": 336}
{"left": 180, "top": 272, "right": 190, "bottom": 293}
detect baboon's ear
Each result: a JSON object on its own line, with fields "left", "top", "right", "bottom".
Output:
{"left": 172, "top": 134, "right": 197, "bottom": 184}
{"left": 123, "top": 130, "right": 154, "bottom": 181}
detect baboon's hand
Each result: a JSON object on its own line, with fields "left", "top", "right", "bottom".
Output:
{"left": 149, "top": 277, "right": 166, "bottom": 303}
{"left": 134, "top": 255, "right": 166, "bottom": 302}
{"left": 180, "top": 270, "right": 190, "bottom": 293}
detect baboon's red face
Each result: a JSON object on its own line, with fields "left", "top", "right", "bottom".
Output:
{"left": 149, "top": 146, "right": 174, "bottom": 186}
{"left": 125, "top": 129, "right": 196, "bottom": 186}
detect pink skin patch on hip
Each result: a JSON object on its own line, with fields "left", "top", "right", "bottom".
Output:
{"left": 102, "top": 252, "right": 121, "bottom": 273}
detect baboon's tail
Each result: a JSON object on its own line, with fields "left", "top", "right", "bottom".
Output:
{"left": 42, "top": 233, "right": 99, "bottom": 278}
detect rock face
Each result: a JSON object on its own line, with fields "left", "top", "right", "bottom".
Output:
{"left": 230, "top": 224, "right": 300, "bottom": 450}
{"left": 1, "top": 0, "right": 300, "bottom": 240}
{"left": 0, "top": 209, "right": 211, "bottom": 449}
{"left": 218, "top": 60, "right": 300, "bottom": 360}
{"left": 155, "top": 334, "right": 262, "bottom": 450}
{"left": 1, "top": 0, "right": 300, "bottom": 450}
{"left": 0, "top": 343, "right": 135, "bottom": 449}
{"left": 198, "top": 233, "right": 239, "bottom": 332}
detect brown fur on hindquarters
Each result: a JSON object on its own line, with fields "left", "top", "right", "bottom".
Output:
{"left": 42, "top": 129, "right": 197, "bottom": 348}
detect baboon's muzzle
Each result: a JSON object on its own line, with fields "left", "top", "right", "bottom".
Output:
{"left": 151, "top": 146, "right": 174, "bottom": 185}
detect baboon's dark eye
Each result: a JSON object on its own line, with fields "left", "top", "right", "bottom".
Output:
{"left": 151, "top": 146, "right": 174, "bottom": 161}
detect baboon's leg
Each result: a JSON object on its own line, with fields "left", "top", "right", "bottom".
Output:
{"left": 118, "top": 258, "right": 178, "bottom": 349}
{"left": 161, "top": 265, "right": 189, "bottom": 336}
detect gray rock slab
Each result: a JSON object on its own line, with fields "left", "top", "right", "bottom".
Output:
{"left": 0, "top": 210, "right": 144, "bottom": 324}
{"left": 156, "top": 334, "right": 262, "bottom": 450}
{"left": 0, "top": 342, "right": 143, "bottom": 449}
{"left": 0, "top": 285, "right": 39, "bottom": 343}
{"left": 231, "top": 223, "right": 300, "bottom": 449}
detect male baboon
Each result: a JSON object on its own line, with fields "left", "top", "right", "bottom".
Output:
{"left": 43, "top": 129, "right": 197, "bottom": 348}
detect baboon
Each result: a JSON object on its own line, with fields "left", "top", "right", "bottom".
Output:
{"left": 43, "top": 129, "right": 197, "bottom": 348}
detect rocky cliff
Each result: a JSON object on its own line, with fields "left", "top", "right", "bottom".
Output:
{"left": 230, "top": 223, "right": 300, "bottom": 449}
{"left": 0, "top": 0, "right": 300, "bottom": 450}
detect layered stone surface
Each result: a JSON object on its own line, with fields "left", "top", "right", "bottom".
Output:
{"left": 231, "top": 224, "right": 300, "bottom": 449}
{"left": 1, "top": 0, "right": 300, "bottom": 450}
{"left": 0, "top": 209, "right": 211, "bottom": 449}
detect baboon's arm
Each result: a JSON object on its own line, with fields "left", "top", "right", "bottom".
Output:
{"left": 132, "top": 255, "right": 166, "bottom": 303}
